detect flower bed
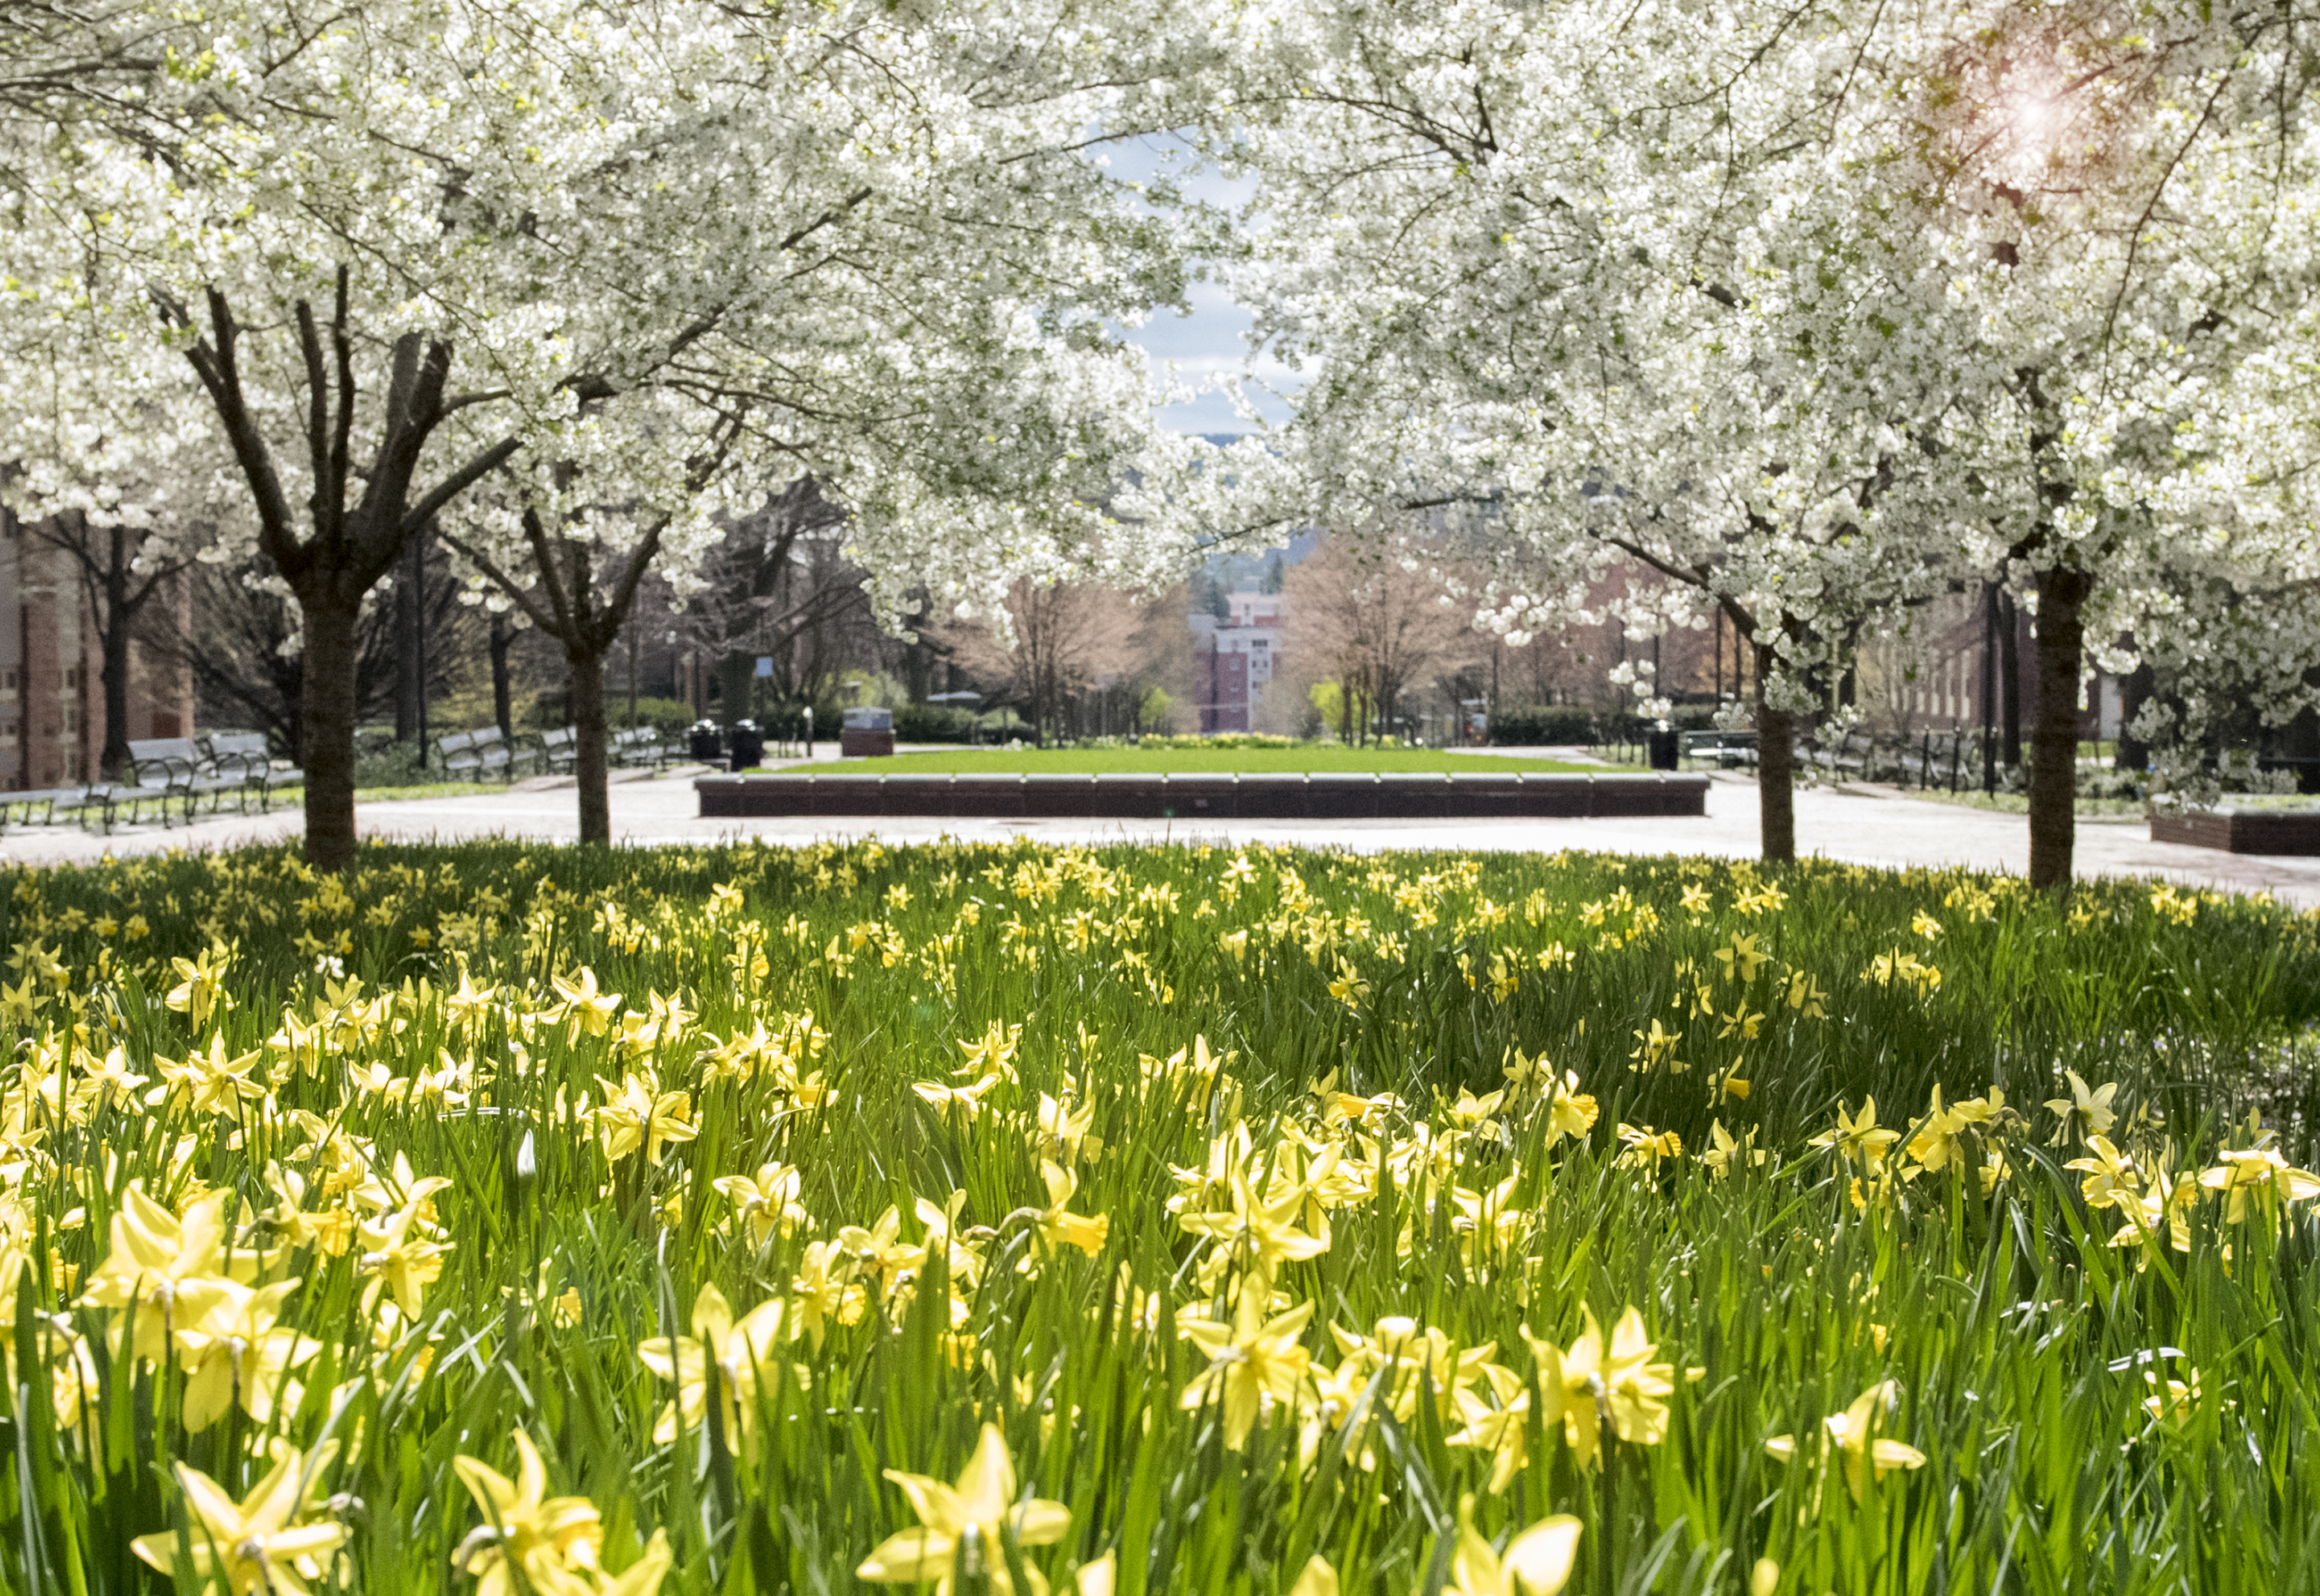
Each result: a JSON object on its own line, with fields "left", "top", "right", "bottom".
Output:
{"left": 1, "top": 843, "right": 2315, "bottom": 1593}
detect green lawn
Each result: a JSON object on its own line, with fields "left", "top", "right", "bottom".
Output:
{"left": 802, "top": 745, "right": 1595, "bottom": 774}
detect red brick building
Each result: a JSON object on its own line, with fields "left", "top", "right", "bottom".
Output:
{"left": 1191, "top": 590, "right": 1286, "bottom": 733}
{"left": 0, "top": 511, "right": 194, "bottom": 790}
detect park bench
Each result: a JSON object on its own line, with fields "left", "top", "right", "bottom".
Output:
{"left": 204, "top": 731, "right": 302, "bottom": 805}
{"left": 537, "top": 726, "right": 579, "bottom": 775}
{"left": 438, "top": 726, "right": 525, "bottom": 782}
{"left": 612, "top": 726, "right": 672, "bottom": 770}
{"left": 128, "top": 736, "right": 251, "bottom": 819}
{"left": 0, "top": 784, "right": 128, "bottom": 832}
{"left": 1679, "top": 729, "right": 1757, "bottom": 769}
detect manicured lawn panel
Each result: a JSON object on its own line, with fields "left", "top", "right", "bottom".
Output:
{"left": 778, "top": 746, "right": 1596, "bottom": 774}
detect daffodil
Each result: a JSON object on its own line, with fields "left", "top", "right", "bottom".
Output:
{"left": 2044, "top": 1070, "right": 2118, "bottom": 1145}
{"left": 356, "top": 1198, "right": 451, "bottom": 1318}
{"left": 1449, "top": 1363, "right": 1536, "bottom": 1493}
{"left": 636, "top": 1283, "right": 794, "bottom": 1456}
{"left": 713, "top": 1161, "right": 810, "bottom": 1246}
{"left": 1525, "top": 1304, "right": 1672, "bottom": 1466}
{"left": 131, "top": 1444, "right": 345, "bottom": 1596}
{"left": 1178, "top": 1293, "right": 1314, "bottom": 1449}
{"left": 451, "top": 1430, "right": 604, "bottom": 1596}
{"left": 1697, "top": 1119, "right": 1764, "bottom": 1180}
{"left": 164, "top": 941, "right": 236, "bottom": 1030}
{"left": 1765, "top": 1381, "right": 1926, "bottom": 1501}
{"left": 1177, "top": 1169, "right": 1328, "bottom": 1285}
{"left": 589, "top": 1070, "right": 698, "bottom": 1166}
{"left": 1032, "top": 1162, "right": 1110, "bottom": 1258}
{"left": 79, "top": 1184, "right": 242, "bottom": 1364}
{"left": 857, "top": 1423, "right": 1069, "bottom": 1596}
{"left": 2064, "top": 1135, "right": 2136, "bottom": 1209}
{"left": 1809, "top": 1098, "right": 1901, "bottom": 1169}
{"left": 546, "top": 966, "right": 622, "bottom": 1039}
{"left": 2199, "top": 1145, "right": 2320, "bottom": 1223}
{"left": 1714, "top": 932, "right": 1769, "bottom": 983}
{"left": 789, "top": 1240, "right": 867, "bottom": 1348}
{"left": 1445, "top": 1494, "right": 1581, "bottom": 1596}
{"left": 179, "top": 1278, "right": 321, "bottom": 1431}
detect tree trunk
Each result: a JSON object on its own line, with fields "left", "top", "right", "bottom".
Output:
{"left": 569, "top": 646, "right": 612, "bottom": 845}
{"left": 1998, "top": 590, "right": 2022, "bottom": 770}
{"left": 490, "top": 613, "right": 516, "bottom": 740}
{"left": 719, "top": 651, "right": 751, "bottom": 726}
{"left": 97, "top": 526, "right": 134, "bottom": 781}
{"left": 394, "top": 546, "right": 421, "bottom": 744}
{"left": 300, "top": 590, "right": 364, "bottom": 871}
{"left": 2115, "top": 660, "right": 2154, "bottom": 771}
{"left": 1754, "top": 639, "right": 1796, "bottom": 864}
{"left": 2028, "top": 567, "right": 2091, "bottom": 890}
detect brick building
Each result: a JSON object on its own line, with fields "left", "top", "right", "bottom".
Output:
{"left": 1191, "top": 589, "right": 1286, "bottom": 733}
{"left": 0, "top": 510, "right": 195, "bottom": 790}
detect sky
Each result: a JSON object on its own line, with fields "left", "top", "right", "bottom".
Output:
{"left": 1097, "top": 134, "right": 1300, "bottom": 436}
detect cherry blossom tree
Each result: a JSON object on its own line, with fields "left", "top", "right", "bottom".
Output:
{"left": 1, "top": 0, "right": 1212, "bottom": 862}
{"left": 1205, "top": 0, "right": 2320, "bottom": 883}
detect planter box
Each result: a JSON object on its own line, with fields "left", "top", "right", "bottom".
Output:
{"left": 879, "top": 774, "right": 951, "bottom": 817}
{"left": 1021, "top": 773, "right": 1094, "bottom": 818}
{"left": 1163, "top": 775, "right": 1237, "bottom": 820}
{"left": 1447, "top": 772, "right": 1522, "bottom": 817}
{"left": 839, "top": 729, "right": 895, "bottom": 758}
{"left": 1235, "top": 776, "right": 1310, "bottom": 819}
{"left": 1092, "top": 773, "right": 1165, "bottom": 818}
{"left": 1592, "top": 775, "right": 1692, "bottom": 817}
{"left": 952, "top": 775, "right": 1023, "bottom": 818}
{"left": 1377, "top": 772, "right": 1451, "bottom": 820}
{"left": 1305, "top": 773, "right": 1378, "bottom": 820}
{"left": 809, "top": 775, "right": 884, "bottom": 816}
{"left": 1516, "top": 774, "right": 1595, "bottom": 817}
{"left": 691, "top": 768, "right": 1712, "bottom": 821}
{"left": 2151, "top": 809, "right": 2320, "bottom": 856}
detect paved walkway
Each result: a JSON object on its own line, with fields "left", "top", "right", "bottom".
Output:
{"left": 5, "top": 756, "right": 2318, "bottom": 906}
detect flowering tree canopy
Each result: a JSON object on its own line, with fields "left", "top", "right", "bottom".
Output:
{"left": 1205, "top": 0, "right": 2320, "bottom": 880}
{"left": 1, "top": 0, "right": 1214, "bottom": 858}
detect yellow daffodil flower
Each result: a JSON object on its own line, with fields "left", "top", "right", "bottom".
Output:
{"left": 1445, "top": 1493, "right": 1581, "bottom": 1596}
{"left": 857, "top": 1423, "right": 1069, "bottom": 1596}
{"left": 1178, "top": 1293, "right": 1314, "bottom": 1449}
{"left": 1765, "top": 1380, "right": 1926, "bottom": 1501}
{"left": 451, "top": 1430, "right": 604, "bottom": 1596}
{"left": 132, "top": 1444, "right": 345, "bottom": 1596}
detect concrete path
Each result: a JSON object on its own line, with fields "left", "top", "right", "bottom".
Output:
{"left": 5, "top": 758, "right": 2318, "bottom": 907}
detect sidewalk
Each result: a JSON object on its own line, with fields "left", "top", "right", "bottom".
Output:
{"left": 5, "top": 765, "right": 2317, "bottom": 908}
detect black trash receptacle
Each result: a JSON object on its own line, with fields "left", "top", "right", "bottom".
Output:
{"left": 728, "top": 721, "right": 765, "bottom": 771}
{"left": 1647, "top": 726, "right": 1679, "bottom": 771}
{"left": 689, "top": 720, "right": 723, "bottom": 763}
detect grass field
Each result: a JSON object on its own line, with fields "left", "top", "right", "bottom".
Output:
{"left": 807, "top": 747, "right": 1595, "bottom": 774}
{"left": 1, "top": 841, "right": 2317, "bottom": 1595}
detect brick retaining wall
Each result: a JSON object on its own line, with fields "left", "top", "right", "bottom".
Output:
{"left": 696, "top": 770, "right": 1710, "bottom": 821}
{"left": 2150, "top": 810, "right": 2320, "bottom": 856}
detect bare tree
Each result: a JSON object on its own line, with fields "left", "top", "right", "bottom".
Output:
{"left": 1284, "top": 534, "right": 1471, "bottom": 743}
{"left": 678, "top": 478, "right": 873, "bottom": 718}
{"left": 16, "top": 510, "right": 193, "bottom": 778}
{"left": 936, "top": 579, "right": 1136, "bottom": 745}
{"left": 179, "top": 561, "right": 402, "bottom": 762}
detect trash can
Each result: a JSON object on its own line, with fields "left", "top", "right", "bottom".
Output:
{"left": 1647, "top": 724, "right": 1679, "bottom": 771}
{"left": 728, "top": 720, "right": 764, "bottom": 771}
{"left": 689, "top": 720, "right": 723, "bottom": 763}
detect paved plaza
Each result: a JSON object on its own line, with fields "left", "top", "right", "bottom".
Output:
{"left": 5, "top": 751, "right": 2317, "bottom": 908}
